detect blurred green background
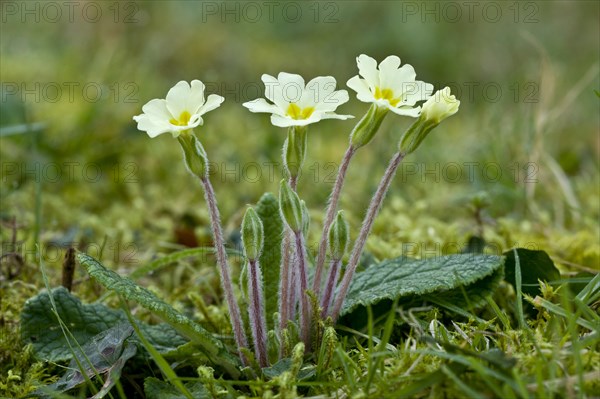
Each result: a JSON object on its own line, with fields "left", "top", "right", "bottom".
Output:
{"left": 1, "top": 1, "right": 598, "bottom": 278}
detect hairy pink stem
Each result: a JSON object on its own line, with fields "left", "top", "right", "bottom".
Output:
{"left": 294, "top": 231, "right": 311, "bottom": 350}
{"left": 278, "top": 176, "right": 299, "bottom": 333}
{"left": 320, "top": 258, "right": 341, "bottom": 318}
{"left": 330, "top": 152, "right": 406, "bottom": 322}
{"left": 313, "top": 146, "right": 356, "bottom": 297}
{"left": 286, "top": 176, "right": 300, "bottom": 322}
{"left": 287, "top": 245, "right": 298, "bottom": 321}
{"left": 278, "top": 231, "right": 290, "bottom": 331}
{"left": 248, "top": 259, "right": 268, "bottom": 368}
{"left": 201, "top": 177, "right": 249, "bottom": 364}
{"left": 277, "top": 228, "right": 292, "bottom": 360}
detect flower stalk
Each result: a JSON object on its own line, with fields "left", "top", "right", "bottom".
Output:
{"left": 247, "top": 258, "right": 268, "bottom": 367}
{"left": 329, "top": 87, "right": 459, "bottom": 321}
{"left": 330, "top": 150, "right": 406, "bottom": 322}
{"left": 312, "top": 145, "right": 354, "bottom": 296}
{"left": 321, "top": 259, "right": 342, "bottom": 318}
{"left": 241, "top": 207, "right": 268, "bottom": 367}
{"left": 177, "top": 133, "right": 251, "bottom": 364}
{"left": 313, "top": 103, "right": 388, "bottom": 296}
{"left": 320, "top": 211, "right": 349, "bottom": 317}
{"left": 278, "top": 233, "right": 292, "bottom": 332}
{"left": 294, "top": 231, "right": 311, "bottom": 350}
{"left": 280, "top": 125, "right": 306, "bottom": 335}
{"left": 279, "top": 180, "right": 311, "bottom": 349}
{"left": 200, "top": 174, "right": 250, "bottom": 364}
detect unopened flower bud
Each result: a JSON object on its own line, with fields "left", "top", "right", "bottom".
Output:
{"left": 241, "top": 207, "right": 264, "bottom": 261}
{"left": 349, "top": 103, "right": 388, "bottom": 149}
{"left": 399, "top": 87, "right": 459, "bottom": 154}
{"left": 328, "top": 211, "right": 349, "bottom": 260}
{"left": 279, "top": 180, "right": 303, "bottom": 232}
{"left": 420, "top": 87, "right": 460, "bottom": 124}
{"left": 178, "top": 133, "right": 209, "bottom": 178}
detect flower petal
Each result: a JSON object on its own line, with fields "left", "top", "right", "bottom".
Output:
{"left": 262, "top": 73, "right": 289, "bottom": 111}
{"left": 261, "top": 74, "right": 278, "bottom": 102}
{"left": 385, "top": 64, "right": 417, "bottom": 95}
{"left": 378, "top": 55, "right": 402, "bottom": 91}
{"left": 315, "top": 90, "right": 350, "bottom": 112}
{"left": 403, "top": 81, "right": 434, "bottom": 106}
{"left": 188, "top": 80, "right": 207, "bottom": 114}
{"left": 300, "top": 76, "right": 337, "bottom": 107}
{"left": 357, "top": 54, "right": 380, "bottom": 89}
{"left": 133, "top": 113, "right": 173, "bottom": 138}
{"left": 187, "top": 114, "right": 204, "bottom": 128}
{"left": 347, "top": 76, "right": 375, "bottom": 103}
{"left": 197, "top": 94, "right": 224, "bottom": 115}
{"left": 165, "top": 81, "right": 192, "bottom": 117}
{"left": 270, "top": 114, "right": 297, "bottom": 128}
{"left": 290, "top": 113, "right": 323, "bottom": 126}
{"left": 387, "top": 104, "right": 422, "bottom": 117}
{"left": 243, "top": 98, "right": 285, "bottom": 116}
{"left": 318, "top": 112, "right": 354, "bottom": 120}
{"left": 140, "top": 98, "right": 173, "bottom": 120}
{"left": 168, "top": 122, "right": 202, "bottom": 138}
{"left": 277, "top": 72, "right": 305, "bottom": 103}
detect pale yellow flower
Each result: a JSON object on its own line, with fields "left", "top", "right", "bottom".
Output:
{"left": 347, "top": 54, "right": 433, "bottom": 117}
{"left": 133, "top": 80, "right": 224, "bottom": 138}
{"left": 243, "top": 72, "right": 353, "bottom": 127}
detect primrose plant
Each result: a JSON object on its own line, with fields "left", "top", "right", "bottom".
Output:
{"left": 133, "top": 54, "right": 459, "bottom": 369}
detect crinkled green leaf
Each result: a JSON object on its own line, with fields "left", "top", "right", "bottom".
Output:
{"left": 77, "top": 253, "right": 240, "bottom": 377}
{"left": 144, "top": 377, "right": 210, "bottom": 399}
{"left": 262, "top": 358, "right": 293, "bottom": 379}
{"left": 262, "top": 358, "right": 316, "bottom": 381}
{"left": 425, "top": 265, "right": 504, "bottom": 310}
{"left": 37, "top": 323, "right": 137, "bottom": 398}
{"left": 255, "top": 192, "right": 283, "bottom": 329}
{"left": 341, "top": 254, "right": 504, "bottom": 315}
{"left": 20, "top": 287, "right": 186, "bottom": 362}
{"left": 503, "top": 248, "right": 561, "bottom": 297}
{"left": 21, "top": 287, "right": 125, "bottom": 362}
{"left": 138, "top": 322, "right": 188, "bottom": 355}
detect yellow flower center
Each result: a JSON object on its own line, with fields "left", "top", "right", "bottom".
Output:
{"left": 170, "top": 111, "right": 192, "bottom": 126}
{"left": 374, "top": 87, "right": 401, "bottom": 107}
{"left": 286, "top": 103, "right": 315, "bottom": 120}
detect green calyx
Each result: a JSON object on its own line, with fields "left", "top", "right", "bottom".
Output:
{"left": 283, "top": 125, "right": 308, "bottom": 179}
{"left": 398, "top": 115, "right": 438, "bottom": 155}
{"left": 178, "top": 132, "right": 209, "bottom": 179}
{"left": 300, "top": 200, "right": 310, "bottom": 238}
{"left": 241, "top": 207, "right": 264, "bottom": 261}
{"left": 349, "top": 103, "right": 388, "bottom": 149}
{"left": 328, "top": 210, "right": 349, "bottom": 260}
{"left": 279, "top": 179, "right": 303, "bottom": 233}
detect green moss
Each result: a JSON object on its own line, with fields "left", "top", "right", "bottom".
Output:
{"left": 0, "top": 282, "right": 57, "bottom": 397}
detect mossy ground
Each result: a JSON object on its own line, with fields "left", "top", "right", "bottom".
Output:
{"left": 1, "top": 2, "right": 599, "bottom": 398}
